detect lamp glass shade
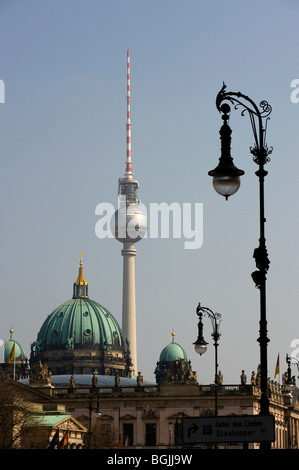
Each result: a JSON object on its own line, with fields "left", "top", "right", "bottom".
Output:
{"left": 194, "top": 340, "right": 208, "bottom": 356}
{"left": 212, "top": 174, "right": 241, "bottom": 199}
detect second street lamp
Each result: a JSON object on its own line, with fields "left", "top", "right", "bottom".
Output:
{"left": 194, "top": 302, "right": 222, "bottom": 416}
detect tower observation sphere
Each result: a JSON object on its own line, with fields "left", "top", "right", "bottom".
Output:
{"left": 111, "top": 181, "right": 147, "bottom": 244}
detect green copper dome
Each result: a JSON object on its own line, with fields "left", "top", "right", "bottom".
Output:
{"left": 34, "top": 257, "right": 124, "bottom": 352}
{"left": 34, "top": 297, "right": 125, "bottom": 352}
{"left": 35, "top": 258, "right": 124, "bottom": 352}
{"left": 0, "top": 329, "right": 26, "bottom": 364}
{"left": 154, "top": 332, "right": 192, "bottom": 384}
{"left": 30, "top": 255, "right": 132, "bottom": 377}
{"left": 159, "top": 332, "right": 188, "bottom": 363}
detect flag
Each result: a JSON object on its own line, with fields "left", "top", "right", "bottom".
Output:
{"left": 7, "top": 342, "right": 15, "bottom": 364}
{"left": 118, "top": 434, "right": 121, "bottom": 449}
{"left": 274, "top": 354, "right": 280, "bottom": 378}
{"left": 48, "top": 430, "right": 60, "bottom": 449}
{"left": 58, "top": 432, "right": 68, "bottom": 449}
{"left": 124, "top": 435, "right": 129, "bottom": 449}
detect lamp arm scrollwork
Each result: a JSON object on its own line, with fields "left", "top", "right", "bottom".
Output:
{"left": 216, "top": 83, "right": 273, "bottom": 165}
{"left": 196, "top": 302, "right": 222, "bottom": 339}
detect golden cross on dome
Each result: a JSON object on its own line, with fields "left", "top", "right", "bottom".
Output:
{"left": 78, "top": 251, "right": 85, "bottom": 265}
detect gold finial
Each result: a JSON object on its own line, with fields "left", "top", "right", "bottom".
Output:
{"left": 78, "top": 251, "right": 84, "bottom": 266}
{"left": 9, "top": 328, "right": 14, "bottom": 339}
{"left": 171, "top": 330, "right": 175, "bottom": 342}
{"left": 75, "top": 252, "right": 87, "bottom": 286}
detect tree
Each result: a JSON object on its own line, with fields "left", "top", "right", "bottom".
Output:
{"left": 84, "top": 421, "right": 119, "bottom": 449}
{"left": 0, "top": 380, "right": 49, "bottom": 449}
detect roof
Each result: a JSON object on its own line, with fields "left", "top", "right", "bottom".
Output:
{"left": 20, "top": 374, "right": 156, "bottom": 387}
{"left": 37, "top": 414, "right": 71, "bottom": 427}
{"left": 30, "top": 413, "right": 87, "bottom": 432}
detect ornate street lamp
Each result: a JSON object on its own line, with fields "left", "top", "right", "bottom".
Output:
{"left": 208, "top": 84, "right": 272, "bottom": 431}
{"left": 194, "top": 302, "right": 222, "bottom": 415}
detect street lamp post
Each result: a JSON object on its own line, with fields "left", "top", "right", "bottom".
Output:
{"left": 175, "top": 411, "right": 186, "bottom": 447}
{"left": 194, "top": 302, "right": 222, "bottom": 416}
{"left": 285, "top": 354, "right": 299, "bottom": 448}
{"left": 208, "top": 84, "right": 272, "bottom": 430}
{"left": 88, "top": 391, "right": 102, "bottom": 449}
{"left": 286, "top": 354, "right": 299, "bottom": 385}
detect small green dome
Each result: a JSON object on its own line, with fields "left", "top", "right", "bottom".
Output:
{"left": 155, "top": 332, "right": 194, "bottom": 385}
{"left": 34, "top": 297, "right": 124, "bottom": 352}
{"left": 1, "top": 330, "right": 26, "bottom": 364}
{"left": 159, "top": 333, "right": 187, "bottom": 363}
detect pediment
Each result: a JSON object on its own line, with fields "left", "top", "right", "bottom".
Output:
{"left": 55, "top": 416, "right": 87, "bottom": 433}
{"left": 99, "top": 413, "right": 114, "bottom": 420}
{"left": 167, "top": 412, "right": 190, "bottom": 420}
{"left": 120, "top": 413, "right": 136, "bottom": 420}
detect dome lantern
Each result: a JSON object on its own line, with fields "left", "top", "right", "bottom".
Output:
{"left": 73, "top": 251, "right": 88, "bottom": 299}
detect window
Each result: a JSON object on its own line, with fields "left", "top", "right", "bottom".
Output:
{"left": 123, "top": 423, "right": 133, "bottom": 447}
{"left": 145, "top": 423, "right": 156, "bottom": 446}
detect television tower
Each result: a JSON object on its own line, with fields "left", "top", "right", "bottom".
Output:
{"left": 112, "top": 51, "right": 147, "bottom": 373}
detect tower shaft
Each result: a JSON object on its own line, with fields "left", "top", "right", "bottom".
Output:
{"left": 121, "top": 242, "right": 137, "bottom": 371}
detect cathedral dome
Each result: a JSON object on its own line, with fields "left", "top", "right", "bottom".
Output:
{"left": 34, "top": 297, "right": 124, "bottom": 352}
{"left": 30, "top": 255, "right": 131, "bottom": 377}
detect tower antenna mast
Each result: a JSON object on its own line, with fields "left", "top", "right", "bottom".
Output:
{"left": 125, "top": 50, "right": 133, "bottom": 180}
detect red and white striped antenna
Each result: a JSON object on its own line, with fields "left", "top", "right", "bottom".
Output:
{"left": 125, "top": 50, "right": 133, "bottom": 180}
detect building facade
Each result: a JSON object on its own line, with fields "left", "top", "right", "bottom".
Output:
{"left": 19, "top": 360, "right": 299, "bottom": 450}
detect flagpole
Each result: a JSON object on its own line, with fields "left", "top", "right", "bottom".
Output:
{"left": 13, "top": 340, "right": 16, "bottom": 380}
{"left": 279, "top": 353, "right": 281, "bottom": 384}
{"left": 274, "top": 353, "right": 280, "bottom": 383}
{"left": 7, "top": 329, "right": 16, "bottom": 380}
{"left": 279, "top": 352, "right": 280, "bottom": 384}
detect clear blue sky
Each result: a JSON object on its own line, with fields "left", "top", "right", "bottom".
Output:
{"left": 0, "top": 0, "right": 298, "bottom": 384}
